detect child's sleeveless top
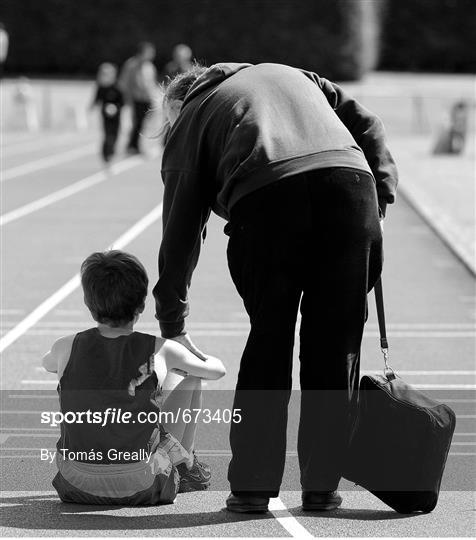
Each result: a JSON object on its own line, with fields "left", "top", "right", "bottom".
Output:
{"left": 58, "top": 328, "right": 159, "bottom": 460}
{"left": 53, "top": 328, "right": 188, "bottom": 505}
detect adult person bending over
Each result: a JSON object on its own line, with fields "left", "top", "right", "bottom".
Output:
{"left": 119, "top": 42, "right": 158, "bottom": 154}
{"left": 153, "top": 63, "right": 398, "bottom": 513}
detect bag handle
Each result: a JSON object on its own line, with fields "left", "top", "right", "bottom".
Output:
{"left": 374, "top": 277, "right": 396, "bottom": 381}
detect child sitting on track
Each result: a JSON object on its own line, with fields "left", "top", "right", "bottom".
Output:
{"left": 42, "top": 250, "right": 226, "bottom": 505}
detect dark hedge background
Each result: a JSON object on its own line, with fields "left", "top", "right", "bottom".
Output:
{"left": 0, "top": 0, "right": 474, "bottom": 80}
{"left": 0, "top": 0, "right": 382, "bottom": 79}
{"left": 379, "top": 0, "right": 476, "bottom": 73}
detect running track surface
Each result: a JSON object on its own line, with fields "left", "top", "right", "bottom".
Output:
{"left": 0, "top": 129, "right": 475, "bottom": 537}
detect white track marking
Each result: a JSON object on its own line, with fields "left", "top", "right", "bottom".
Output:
{"left": 1, "top": 144, "right": 95, "bottom": 182}
{"left": 0, "top": 203, "right": 163, "bottom": 354}
{"left": 20, "top": 382, "right": 476, "bottom": 389}
{"left": 25, "top": 366, "right": 476, "bottom": 376}
{"left": 452, "top": 442, "right": 476, "bottom": 445}
{"left": 4, "top": 321, "right": 473, "bottom": 329}
{"left": 19, "top": 381, "right": 57, "bottom": 385}
{"left": 5, "top": 395, "right": 59, "bottom": 399}
{"left": 362, "top": 370, "right": 476, "bottom": 375}
{"left": 28, "top": 367, "right": 476, "bottom": 378}
{"left": 1, "top": 133, "right": 42, "bottom": 147}
{"left": 5, "top": 329, "right": 476, "bottom": 337}
{"left": 0, "top": 428, "right": 58, "bottom": 432}
{"left": 414, "top": 385, "right": 476, "bottom": 389}
{"left": 3, "top": 134, "right": 81, "bottom": 157}
{"left": 0, "top": 156, "right": 142, "bottom": 225}
{"left": 269, "top": 497, "right": 314, "bottom": 538}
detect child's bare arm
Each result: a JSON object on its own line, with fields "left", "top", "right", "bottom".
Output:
{"left": 42, "top": 335, "right": 75, "bottom": 378}
{"left": 155, "top": 337, "right": 226, "bottom": 380}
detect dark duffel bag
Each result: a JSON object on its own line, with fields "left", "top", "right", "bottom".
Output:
{"left": 344, "top": 279, "right": 456, "bottom": 514}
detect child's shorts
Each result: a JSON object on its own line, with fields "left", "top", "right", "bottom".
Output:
{"left": 52, "top": 429, "right": 189, "bottom": 506}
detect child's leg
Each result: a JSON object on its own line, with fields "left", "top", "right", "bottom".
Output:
{"left": 161, "top": 375, "right": 202, "bottom": 458}
{"left": 103, "top": 117, "right": 118, "bottom": 162}
{"left": 110, "top": 117, "right": 120, "bottom": 157}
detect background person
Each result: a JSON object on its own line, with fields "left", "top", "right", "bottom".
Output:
{"left": 90, "top": 63, "right": 124, "bottom": 166}
{"left": 0, "top": 22, "right": 9, "bottom": 78}
{"left": 153, "top": 62, "right": 398, "bottom": 514}
{"left": 164, "top": 43, "right": 194, "bottom": 79}
{"left": 119, "top": 41, "right": 158, "bottom": 154}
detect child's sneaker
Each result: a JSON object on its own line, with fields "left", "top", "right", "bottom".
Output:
{"left": 177, "top": 452, "right": 211, "bottom": 493}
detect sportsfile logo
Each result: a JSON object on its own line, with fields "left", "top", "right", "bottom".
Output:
{"left": 40, "top": 408, "right": 243, "bottom": 427}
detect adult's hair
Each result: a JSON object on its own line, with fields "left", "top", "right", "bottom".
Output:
{"left": 164, "top": 63, "right": 208, "bottom": 102}
{"left": 81, "top": 250, "right": 148, "bottom": 327}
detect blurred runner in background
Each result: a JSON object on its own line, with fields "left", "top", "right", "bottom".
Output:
{"left": 0, "top": 22, "right": 9, "bottom": 78}
{"left": 90, "top": 63, "right": 124, "bottom": 167}
{"left": 119, "top": 42, "right": 158, "bottom": 154}
{"left": 164, "top": 44, "right": 193, "bottom": 79}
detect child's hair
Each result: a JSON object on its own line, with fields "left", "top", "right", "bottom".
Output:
{"left": 96, "top": 62, "right": 117, "bottom": 86}
{"left": 81, "top": 250, "right": 148, "bottom": 327}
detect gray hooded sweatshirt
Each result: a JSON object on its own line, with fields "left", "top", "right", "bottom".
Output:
{"left": 154, "top": 62, "right": 398, "bottom": 337}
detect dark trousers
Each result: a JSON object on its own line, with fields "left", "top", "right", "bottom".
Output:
{"left": 128, "top": 100, "right": 150, "bottom": 151}
{"left": 101, "top": 115, "right": 120, "bottom": 162}
{"left": 226, "top": 168, "right": 383, "bottom": 496}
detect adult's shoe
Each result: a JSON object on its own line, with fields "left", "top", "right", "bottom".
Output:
{"left": 226, "top": 493, "right": 270, "bottom": 513}
{"left": 302, "top": 490, "right": 343, "bottom": 511}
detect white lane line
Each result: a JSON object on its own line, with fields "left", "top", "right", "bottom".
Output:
{"left": 1, "top": 144, "right": 95, "bottom": 182}
{"left": 18, "top": 379, "right": 476, "bottom": 390}
{"left": 0, "top": 156, "right": 142, "bottom": 226}
{"left": 1, "top": 133, "right": 43, "bottom": 147}
{"left": 20, "top": 381, "right": 57, "bottom": 384}
{"left": 6, "top": 329, "right": 476, "bottom": 338}
{"left": 2, "top": 321, "right": 474, "bottom": 329}
{"left": 271, "top": 497, "right": 316, "bottom": 538}
{"left": 414, "top": 385, "right": 476, "bottom": 390}
{"left": 0, "top": 428, "right": 58, "bottom": 432}
{"left": 452, "top": 442, "right": 476, "bottom": 445}
{"left": 442, "top": 399, "right": 476, "bottom": 403}
{"left": 5, "top": 394, "right": 59, "bottom": 399}
{"left": 363, "top": 371, "right": 476, "bottom": 375}
{"left": 0, "top": 203, "right": 163, "bottom": 354}
{"left": 0, "top": 434, "right": 59, "bottom": 437}
{"left": 3, "top": 134, "right": 83, "bottom": 158}
{"left": 25, "top": 367, "right": 476, "bottom": 376}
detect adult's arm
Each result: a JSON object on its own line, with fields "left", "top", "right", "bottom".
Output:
{"left": 153, "top": 170, "right": 211, "bottom": 338}
{"left": 301, "top": 70, "right": 398, "bottom": 217}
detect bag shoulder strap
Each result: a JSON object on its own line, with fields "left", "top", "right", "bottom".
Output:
{"left": 374, "top": 277, "right": 395, "bottom": 379}
{"left": 374, "top": 277, "right": 388, "bottom": 350}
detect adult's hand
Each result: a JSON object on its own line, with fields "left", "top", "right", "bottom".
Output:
{"left": 171, "top": 333, "right": 208, "bottom": 361}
